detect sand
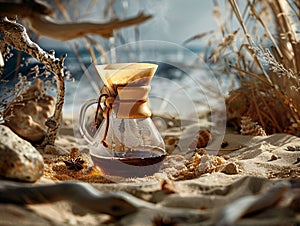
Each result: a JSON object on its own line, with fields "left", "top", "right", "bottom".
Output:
{"left": 0, "top": 115, "right": 299, "bottom": 226}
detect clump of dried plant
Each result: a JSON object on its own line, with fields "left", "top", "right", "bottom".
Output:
{"left": 187, "top": 0, "right": 300, "bottom": 136}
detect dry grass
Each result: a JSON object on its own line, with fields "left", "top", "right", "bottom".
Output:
{"left": 188, "top": 0, "right": 300, "bottom": 135}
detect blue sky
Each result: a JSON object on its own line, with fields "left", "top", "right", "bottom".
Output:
{"left": 38, "top": 0, "right": 217, "bottom": 49}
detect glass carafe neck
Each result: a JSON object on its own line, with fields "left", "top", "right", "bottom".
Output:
{"left": 94, "top": 84, "right": 152, "bottom": 147}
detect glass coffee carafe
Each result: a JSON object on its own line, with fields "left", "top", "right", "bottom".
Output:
{"left": 79, "top": 63, "right": 166, "bottom": 177}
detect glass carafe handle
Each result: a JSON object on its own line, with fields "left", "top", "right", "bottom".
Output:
{"left": 79, "top": 98, "right": 98, "bottom": 144}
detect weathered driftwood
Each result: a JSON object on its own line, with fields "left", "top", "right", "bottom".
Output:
{"left": 0, "top": 0, "right": 152, "bottom": 40}
{"left": 0, "top": 181, "right": 207, "bottom": 221}
{"left": 28, "top": 12, "right": 152, "bottom": 40}
{"left": 0, "top": 178, "right": 298, "bottom": 223}
{"left": 216, "top": 182, "right": 290, "bottom": 226}
{"left": 0, "top": 18, "right": 65, "bottom": 146}
{"left": 0, "top": 182, "right": 141, "bottom": 218}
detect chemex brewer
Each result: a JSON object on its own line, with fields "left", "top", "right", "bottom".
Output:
{"left": 80, "top": 63, "right": 166, "bottom": 177}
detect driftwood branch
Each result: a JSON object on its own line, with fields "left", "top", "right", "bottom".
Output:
{"left": 0, "top": 17, "right": 65, "bottom": 146}
{"left": 28, "top": 12, "right": 152, "bottom": 40}
{"left": 0, "top": 182, "right": 142, "bottom": 218}
{"left": 0, "top": 181, "right": 206, "bottom": 220}
{"left": 217, "top": 183, "right": 289, "bottom": 225}
{"left": 0, "top": 0, "right": 152, "bottom": 40}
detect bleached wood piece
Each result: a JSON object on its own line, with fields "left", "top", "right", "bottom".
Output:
{"left": 0, "top": 0, "right": 152, "bottom": 40}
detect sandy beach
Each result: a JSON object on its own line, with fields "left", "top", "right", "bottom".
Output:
{"left": 0, "top": 114, "right": 299, "bottom": 226}
{"left": 1, "top": 1, "right": 300, "bottom": 225}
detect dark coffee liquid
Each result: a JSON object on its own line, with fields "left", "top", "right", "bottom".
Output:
{"left": 91, "top": 147, "right": 166, "bottom": 178}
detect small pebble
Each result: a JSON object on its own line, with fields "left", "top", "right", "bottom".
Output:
{"left": 221, "top": 162, "right": 239, "bottom": 175}
{"left": 0, "top": 125, "right": 44, "bottom": 182}
{"left": 223, "top": 155, "right": 230, "bottom": 160}
{"left": 269, "top": 154, "right": 278, "bottom": 161}
{"left": 221, "top": 141, "right": 229, "bottom": 148}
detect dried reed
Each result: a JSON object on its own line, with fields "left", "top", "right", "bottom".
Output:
{"left": 188, "top": 0, "right": 300, "bottom": 135}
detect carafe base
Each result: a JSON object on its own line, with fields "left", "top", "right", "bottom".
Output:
{"left": 91, "top": 147, "right": 166, "bottom": 178}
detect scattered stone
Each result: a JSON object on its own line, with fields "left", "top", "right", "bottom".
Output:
{"left": 268, "top": 167, "right": 300, "bottom": 179}
{"left": 221, "top": 141, "right": 229, "bottom": 148}
{"left": 286, "top": 146, "right": 300, "bottom": 152}
{"left": 223, "top": 155, "right": 230, "bottom": 160}
{"left": 0, "top": 125, "right": 44, "bottom": 182}
{"left": 197, "top": 160, "right": 211, "bottom": 175}
{"left": 269, "top": 154, "right": 279, "bottom": 161}
{"left": 221, "top": 162, "right": 239, "bottom": 175}
{"left": 161, "top": 179, "right": 177, "bottom": 194}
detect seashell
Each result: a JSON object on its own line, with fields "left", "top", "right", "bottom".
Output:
{"left": 226, "top": 88, "right": 249, "bottom": 129}
{"left": 188, "top": 129, "right": 212, "bottom": 149}
{"left": 240, "top": 116, "right": 267, "bottom": 136}
{"left": 3, "top": 78, "right": 55, "bottom": 143}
